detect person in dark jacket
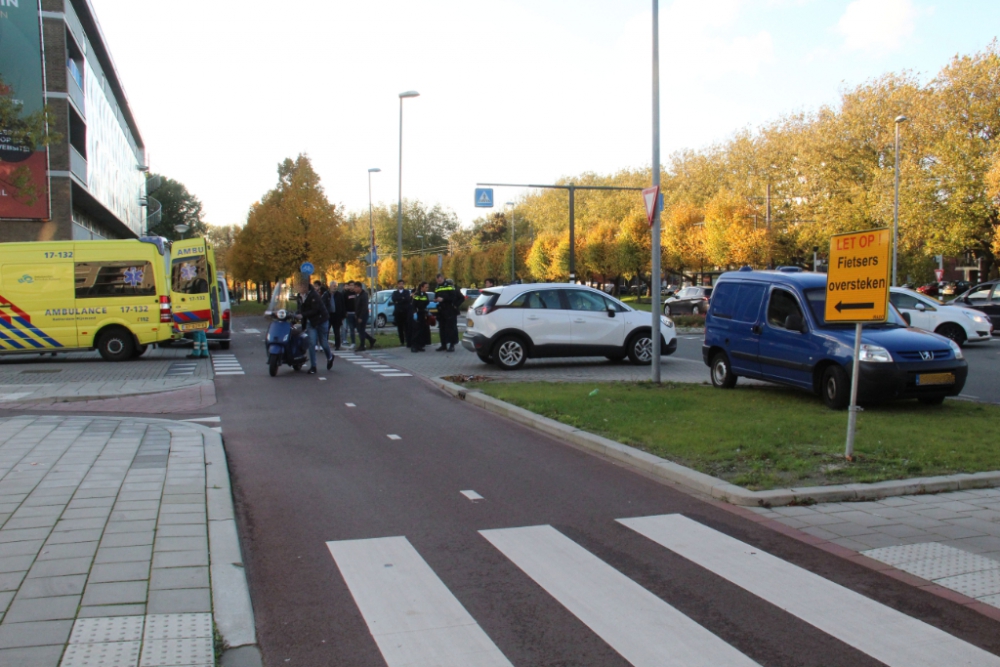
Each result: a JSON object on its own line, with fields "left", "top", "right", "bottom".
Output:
{"left": 344, "top": 282, "right": 358, "bottom": 348}
{"left": 329, "top": 281, "right": 346, "bottom": 350}
{"left": 298, "top": 279, "right": 333, "bottom": 373}
{"left": 409, "top": 282, "right": 431, "bottom": 352}
{"left": 354, "top": 283, "right": 377, "bottom": 351}
{"left": 434, "top": 274, "right": 462, "bottom": 352}
{"left": 390, "top": 279, "right": 411, "bottom": 347}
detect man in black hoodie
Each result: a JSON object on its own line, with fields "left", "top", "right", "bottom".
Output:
{"left": 354, "top": 283, "right": 377, "bottom": 351}
{"left": 298, "top": 279, "right": 334, "bottom": 373}
{"left": 329, "top": 281, "right": 346, "bottom": 350}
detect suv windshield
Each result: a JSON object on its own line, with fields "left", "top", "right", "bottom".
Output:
{"left": 805, "top": 288, "right": 905, "bottom": 329}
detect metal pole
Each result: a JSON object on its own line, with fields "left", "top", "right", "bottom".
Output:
{"left": 650, "top": 0, "right": 662, "bottom": 384}
{"left": 369, "top": 171, "right": 375, "bottom": 297}
{"left": 397, "top": 97, "right": 405, "bottom": 281}
{"left": 892, "top": 117, "right": 906, "bottom": 287}
{"left": 765, "top": 182, "right": 771, "bottom": 230}
{"left": 845, "top": 322, "right": 863, "bottom": 460}
{"left": 511, "top": 206, "right": 516, "bottom": 283}
{"left": 568, "top": 186, "right": 575, "bottom": 283}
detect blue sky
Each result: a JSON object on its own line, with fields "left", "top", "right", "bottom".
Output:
{"left": 90, "top": 0, "right": 1000, "bottom": 229}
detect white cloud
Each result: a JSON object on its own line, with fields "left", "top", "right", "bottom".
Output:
{"left": 836, "top": 0, "right": 920, "bottom": 55}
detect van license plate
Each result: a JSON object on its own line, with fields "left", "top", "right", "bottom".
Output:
{"left": 178, "top": 322, "right": 209, "bottom": 332}
{"left": 917, "top": 373, "right": 954, "bottom": 386}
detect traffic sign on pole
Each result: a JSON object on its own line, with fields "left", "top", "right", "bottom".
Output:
{"left": 642, "top": 186, "right": 660, "bottom": 227}
{"left": 474, "top": 188, "right": 494, "bottom": 208}
{"left": 934, "top": 268, "right": 944, "bottom": 282}
{"left": 825, "top": 227, "right": 891, "bottom": 461}
{"left": 300, "top": 262, "right": 315, "bottom": 276}
{"left": 824, "top": 228, "right": 891, "bottom": 324}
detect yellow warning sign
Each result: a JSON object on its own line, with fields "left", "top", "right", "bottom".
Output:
{"left": 825, "top": 228, "right": 891, "bottom": 323}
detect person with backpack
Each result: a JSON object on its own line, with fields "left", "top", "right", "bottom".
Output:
{"left": 298, "top": 278, "right": 334, "bottom": 373}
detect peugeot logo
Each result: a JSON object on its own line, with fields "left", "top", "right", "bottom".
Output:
{"left": 919, "top": 350, "right": 933, "bottom": 361}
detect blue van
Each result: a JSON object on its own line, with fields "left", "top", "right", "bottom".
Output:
{"left": 703, "top": 269, "right": 968, "bottom": 409}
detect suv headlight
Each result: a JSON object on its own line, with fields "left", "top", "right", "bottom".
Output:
{"left": 858, "top": 344, "right": 892, "bottom": 363}
{"left": 961, "top": 309, "right": 987, "bottom": 324}
{"left": 948, "top": 339, "right": 964, "bottom": 360}
{"left": 660, "top": 315, "right": 674, "bottom": 329}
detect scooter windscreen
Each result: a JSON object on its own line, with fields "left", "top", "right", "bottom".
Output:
{"left": 265, "top": 283, "right": 293, "bottom": 317}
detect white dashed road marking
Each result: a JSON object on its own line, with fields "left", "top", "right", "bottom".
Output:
{"left": 387, "top": 434, "right": 401, "bottom": 440}
{"left": 460, "top": 490, "right": 484, "bottom": 501}
{"left": 212, "top": 354, "right": 245, "bottom": 376}
{"left": 345, "top": 403, "right": 356, "bottom": 407}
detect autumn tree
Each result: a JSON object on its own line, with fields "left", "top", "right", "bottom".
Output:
{"left": 146, "top": 176, "right": 208, "bottom": 240}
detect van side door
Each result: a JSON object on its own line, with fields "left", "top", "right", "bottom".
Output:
{"left": 73, "top": 246, "right": 161, "bottom": 347}
{"left": 709, "top": 282, "right": 765, "bottom": 378}
{"left": 758, "top": 287, "right": 818, "bottom": 389}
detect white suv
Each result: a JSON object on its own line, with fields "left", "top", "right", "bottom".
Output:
{"left": 462, "top": 283, "right": 677, "bottom": 370}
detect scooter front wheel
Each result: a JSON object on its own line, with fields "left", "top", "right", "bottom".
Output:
{"left": 268, "top": 353, "right": 279, "bottom": 377}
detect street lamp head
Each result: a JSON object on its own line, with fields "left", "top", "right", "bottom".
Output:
{"left": 173, "top": 224, "right": 189, "bottom": 234}
{"left": 895, "top": 115, "right": 908, "bottom": 124}
{"left": 505, "top": 201, "right": 515, "bottom": 207}
{"left": 368, "top": 167, "right": 381, "bottom": 173}
{"left": 399, "top": 90, "right": 420, "bottom": 99}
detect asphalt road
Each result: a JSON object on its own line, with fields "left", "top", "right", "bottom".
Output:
{"left": 214, "top": 332, "right": 1000, "bottom": 666}
{"left": 671, "top": 334, "right": 1000, "bottom": 404}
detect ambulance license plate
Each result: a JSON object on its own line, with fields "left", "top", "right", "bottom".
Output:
{"left": 916, "top": 372, "right": 954, "bottom": 386}
{"left": 178, "top": 322, "right": 209, "bottom": 332}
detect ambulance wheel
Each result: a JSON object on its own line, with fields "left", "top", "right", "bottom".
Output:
{"left": 220, "top": 341, "right": 231, "bottom": 350}
{"left": 97, "top": 327, "right": 135, "bottom": 362}
{"left": 133, "top": 345, "right": 148, "bottom": 358}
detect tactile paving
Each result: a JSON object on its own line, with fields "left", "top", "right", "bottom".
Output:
{"left": 138, "top": 636, "right": 214, "bottom": 666}
{"left": 862, "top": 542, "right": 959, "bottom": 566}
{"left": 935, "top": 568, "right": 1000, "bottom": 599}
{"left": 60, "top": 640, "right": 141, "bottom": 667}
{"left": 979, "top": 593, "right": 1000, "bottom": 609}
{"left": 69, "top": 616, "right": 145, "bottom": 644}
{"left": 896, "top": 552, "right": 1000, "bottom": 582}
{"left": 143, "top": 613, "right": 213, "bottom": 640}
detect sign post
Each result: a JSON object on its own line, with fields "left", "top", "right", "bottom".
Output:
{"left": 825, "top": 228, "right": 891, "bottom": 460}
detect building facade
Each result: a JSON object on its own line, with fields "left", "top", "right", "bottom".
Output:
{"left": 0, "top": 0, "right": 147, "bottom": 242}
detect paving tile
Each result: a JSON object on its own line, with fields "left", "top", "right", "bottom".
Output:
{"left": 99, "top": 532, "right": 154, "bottom": 548}
{"left": 156, "top": 512, "right": 206, "bottom": 526}
{"left": 0, "top": 590, "right": 12, "bottom": 612}
{"left": 830, "top": 537, "right": 875, "bottom": 551}
{"left": 103, "top": 520, "right": 156, "bottom": 534}
{"left": 0, "top": 644, "right": 65, "bottom": 666}
{"left": 94, "top": 545, "right": 152, "bottom": 564}
{"left": 871, "top": 524, "right": 931, "bottom": 539}
{"left": 846, "top": 532, "right": 908, "bottom": 549}
{"left": 69, "top": 614, "right": 145, "bottom": 643}
{"left": 0, "top": 619, "right": 72, "bottom": 648}
{"left": 897, "top": 515, "right": 949, "bottom": 530}
{"left": 153, "top": 536, "right": 207, "bottom": 553}
{"left": 0, "top": 555, "right": 36, "bottom": 573}
{"left": 81, "top": 580, "right": 148, "bottom": 606}
{"left": 35, "top": 542, "right": 98, "bottom": 561}
{"left": 146, "top": 587, "right": 211, "bottom": 614}
{"left": 65, "top": 497, "right": 115, "bottom": 510}
{"left": 3, "top": 595, "right": 80, "bottom": 622}
{"left": 149, "top": 567, "right": 209, "bottom": 591}
{"left": 875, "top": 497, "right": 920, "bottom": 507}
{"left": 60, "top": 638, "right": 141, "bottom": 665}
{"left": 819, "top": 522, "right": 878, "bottom": 538}
{"left": 112, "top": 500, "right": 159, "bottom": 512}
{"left": 911, "top": 508, "right": 965, "bottom": 521}
{"left": 0, "top": 571, "right": 26, "bottom": 591}
{"left": 160, "top": 494, "right": 205, "bottom": 505}
{"left": 51, "top": 518, "right": 105, "bottom": 532}
{"left": 0, "top": 539, "right": 44, "bottom": 558}
{"left": 154, "top": 525, "right": 205, "bottom": 538}
{"left": 87, "top": 561, "right": 150, "bottom": 584}
{"left": 936, "top": 569, "right": 1000, "bottom": 599}
{"left": 17, "top": 575, "right": 87, "bottom": 599}
{"left": 26, "top": 557, "right": 92, "bottom": 578}
{"left": 152, "top": 550, "right": 208, "bottom": 569}
{"left": 76, "top": 603, "right": 146, "bottom": 618}
{"left": 42, "top": 529, "right": 103, "bottom": 546}
{"left": 944, "top": 535, "right": 1000, "bottom": 554}
{"left": 931, "top": 524, "right": 991, "bottom": 540}
{"left": 3, "top": 517, "right": 58, "bottom": 531}
{"left": 0, "top": 528, "right": 50, "bottom": 544}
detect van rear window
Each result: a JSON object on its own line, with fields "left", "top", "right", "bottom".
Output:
{"left": 172, "top": 256, "right": 209, "bottom": 294}
{"left": 75, "top": 261, "right": 156, "bottom": 298}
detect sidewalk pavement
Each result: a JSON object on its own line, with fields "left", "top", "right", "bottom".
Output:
{"left": 0, "top": 415, "right": 257, "bottom": 667}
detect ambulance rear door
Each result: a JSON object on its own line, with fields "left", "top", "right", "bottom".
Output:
{"left": 170, "top": 238, "right": 216, "bottom": 332}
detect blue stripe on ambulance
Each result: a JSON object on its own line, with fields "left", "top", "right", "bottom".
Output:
{"left": 14, "top": 317, "right": 63, "bottom": 348}
{"left": 0, "top": 329, "right": 26, "bottom": 349}
{"left": 0, "top": 319, "right": 43, "bottom": 348}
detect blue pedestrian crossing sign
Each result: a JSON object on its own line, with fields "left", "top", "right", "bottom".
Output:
{"left": 475, "top": 188, "right": 494, "bottom": 208}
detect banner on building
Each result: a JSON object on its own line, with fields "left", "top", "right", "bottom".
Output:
{"left": 0, "top": 0, "right": 50, "bottom": 220}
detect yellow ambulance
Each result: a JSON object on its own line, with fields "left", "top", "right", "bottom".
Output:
{"left": 0, "top": 236, "right": 220, "bottom": 360}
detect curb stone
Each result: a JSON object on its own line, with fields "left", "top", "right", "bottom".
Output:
{"left": 431, "top": 379, "right": 1000, "bottom": 507}
{"left": 126, "top": 417, "right": 259, "bottom": 660}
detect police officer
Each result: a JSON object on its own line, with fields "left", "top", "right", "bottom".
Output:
{"left": 409, "top": 282, "right": 431, "bottom": 352}
{"left": 390, "top": 279, "right": 410, "bottom": 347}
{"left": 434, "top": 273, "right": 462, "bottom": 352}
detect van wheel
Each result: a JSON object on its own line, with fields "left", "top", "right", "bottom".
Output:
{"left": 821, "top": 365, "right": 850, "bottom": 410}
{"left": 710, "top": 352, "right": 737, "bottom": 388}
{"left": 627, "top": 332, "right": 654, "bottom": 365}
{"left": 494, "top": 335, "right": 527, "bottom": 370}
{"left": 935, "top": 323, "right": 966, "bottom": 347}
{"left": 132, "top": 345, "right": 148, "bottom": 358}
{"left": 220, "top": 341, "right": 231, "bottom": 350}
{"left": 96, "top": 328, "right": 135, "bottom": 362}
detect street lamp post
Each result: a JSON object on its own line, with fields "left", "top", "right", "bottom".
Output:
{"left": 397, "top": 90, "right": 420, "bottom": 281}
{"left": 174, "top": 224, "right": 189, "bottom": 240}
{"left": 650, "top": 0, "right": 662, "bottom": 384}
{"left": 416, "top": 234, "right": 425, "bottom": 283}
{"left": 505, "top": 201, "right": 516, "bottom": 283}
{"left": 368, "top": 168, "right": 381, "bottom": 296}
{"left": 892, "top": 115, "right": 907, "bottom": 287}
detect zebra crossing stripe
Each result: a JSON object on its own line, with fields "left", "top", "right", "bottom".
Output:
{"left": 480, "top": 525, "right": 760, "bottom": 667}
{"left": 326, "top": 536, "right": 513, "bottom": 667}
{"left": 618, "top": 514, "right": 1000, "bottom": 667}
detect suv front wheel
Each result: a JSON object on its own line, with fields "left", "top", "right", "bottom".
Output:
{"left": 494, "top": 335, "right": 527, "bottom": 370}
{"left": 627, "top": 332, "right": 654, "bottom": 365}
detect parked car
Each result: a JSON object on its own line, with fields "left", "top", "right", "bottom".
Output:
{"left": 461, "top": 288, "right": 482, "bottom": 300}
{"left": 948, "top": 280, "right": 1000, "bottom": 333}
{"left": 940, "top": 280, "right": 972, "bottom": 298}
{"left": 370, "top": 289, "right": 436, "bottom": 327}
{"left": 463, "top": 283, "right": 677, "bottom": 370}
{"left": 703, "top": 269, "right": 968, "bottom": 408}
{"left": 205, "top": 275, "right": 232, "bottom": 349}
{"left": 663, "top": 286, "right": 713, "bottom": 315}
{"left": 915, "top": 282, "right": 943, "bottom": 299}
{"left": 889, "top": 287, "right": 992, "bottom": 346}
